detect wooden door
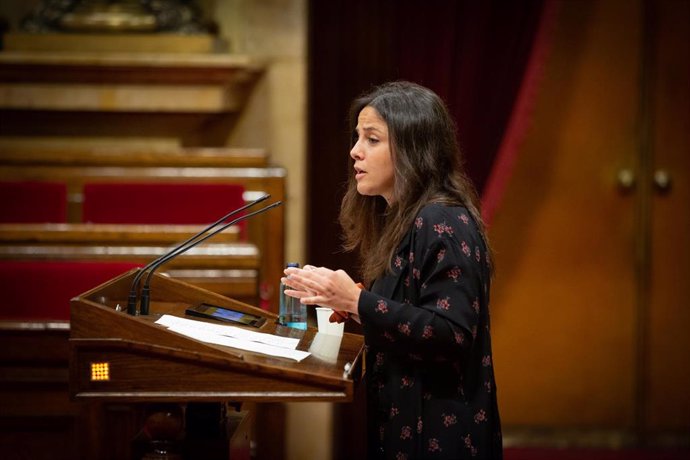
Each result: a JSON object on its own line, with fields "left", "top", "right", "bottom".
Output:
{"left": 489, "top": 0, "right": 689, "bottom": 442}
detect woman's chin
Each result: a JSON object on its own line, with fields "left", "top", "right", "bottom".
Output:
{"left": 356, "top": 185, "right": 371, "bottom": 196}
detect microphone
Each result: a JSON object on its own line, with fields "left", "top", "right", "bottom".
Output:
{"left": 138, "top": 200, "right": 283, "bottom": 315}
{"left": 126, "top": 194, "right": 271, "bottom": 315}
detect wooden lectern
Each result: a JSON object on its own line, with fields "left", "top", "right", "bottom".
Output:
{"left": 69, "top": 269, "right": 365, "bottom": 459}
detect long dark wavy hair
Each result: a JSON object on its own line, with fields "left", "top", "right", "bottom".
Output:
{"left": 339, "top": 81, "right": 492, "bottom": 283}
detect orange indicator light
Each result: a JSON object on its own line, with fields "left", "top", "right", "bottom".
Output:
{"left": 90, "top": 362, "right": 110, "bottom": 381}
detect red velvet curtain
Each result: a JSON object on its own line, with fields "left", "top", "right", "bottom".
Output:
{"left": 394, "top": 0, "right": 546, "bottom": 195}
{"left": 308, "top": 0, "right": 546, "bottom": 272}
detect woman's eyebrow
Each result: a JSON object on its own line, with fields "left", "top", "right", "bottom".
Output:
{"left": 357, "top": 125, "right": 383, "bottom": 134}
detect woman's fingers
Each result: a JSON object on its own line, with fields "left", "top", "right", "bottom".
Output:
{"left": 283, "top": 267, "right": 330, "bottom": 294}
{"left": 282, "top": 289, "right": 324, "bottom": 305}
{"left": 282, "top": 266, "right": 359, "bottom": 313}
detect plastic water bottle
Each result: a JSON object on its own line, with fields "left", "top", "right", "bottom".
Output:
{"left": 279, "top": 262, "right": 307, "bottom": 329}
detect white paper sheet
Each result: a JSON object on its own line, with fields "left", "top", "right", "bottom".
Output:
{"left": 155, "top": 315, "right": 310, "bottom": 362}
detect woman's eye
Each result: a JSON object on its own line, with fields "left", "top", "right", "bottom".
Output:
{"left": 368, "top": 137, "right": 379, "bottom": 144}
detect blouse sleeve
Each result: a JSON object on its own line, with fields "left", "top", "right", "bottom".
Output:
{"left": 358, "top": 206, "right": 488, "bottom": 360}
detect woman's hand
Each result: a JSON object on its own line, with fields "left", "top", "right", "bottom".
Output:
{"left": 281, "top": 265, "right": 361, "bottom": 318}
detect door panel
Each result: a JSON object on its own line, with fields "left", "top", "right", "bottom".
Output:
{"left": 647, "top": 0, "right": 690, "bottom": 433}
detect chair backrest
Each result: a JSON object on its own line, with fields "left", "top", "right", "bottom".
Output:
{"left": 0, "top": 260, "right": 140, "bottom": 321}
{"left": 0, "top": 181, "right": 67, "bottom": 223}
{"left": 82, "top": 182, "right": 247, "bottom": 234}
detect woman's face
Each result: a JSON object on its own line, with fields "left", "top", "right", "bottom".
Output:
{"left": 350, "top": 106, "right": 395, "bottom": 204}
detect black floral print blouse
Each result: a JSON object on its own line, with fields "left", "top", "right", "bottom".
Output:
{"left": 358, "top": 203, "right": 502, "bottom": 459}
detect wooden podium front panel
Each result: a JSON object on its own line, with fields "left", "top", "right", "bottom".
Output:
{"left": 69, "top": 270, "right": 365, "bottom": 404}
{"left": 70, "top": 337, "right": 356, "bottom": 402}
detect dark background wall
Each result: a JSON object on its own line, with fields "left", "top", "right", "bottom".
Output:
{"left": 307, "top": 0, "right": 544, "bottom": 275}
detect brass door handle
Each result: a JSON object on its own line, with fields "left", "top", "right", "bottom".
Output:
{"left": 617, "top": 169, "right": 636, "bottom": 193}
{"left": 653, "top": 169, "right": 671, "bottom": 194}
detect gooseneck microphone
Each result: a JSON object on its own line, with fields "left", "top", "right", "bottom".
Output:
{"left": 137, "top": 199, "right": 283, "bottom": 315}
{"left": 125, "top": 194, "right": 273, "bottom": 315}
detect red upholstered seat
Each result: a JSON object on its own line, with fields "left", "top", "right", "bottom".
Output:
{"left": 0, "top": 181, "right": 67, "bottom": 223}
{"left": 0, "top": 260, "right": 140, "bottom": 321}
{"left": 82, "top": 182, "right": 247, "bottom": 236}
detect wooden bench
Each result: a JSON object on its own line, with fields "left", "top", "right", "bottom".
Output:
{"left": 0, "top": 164, "right": 286, "bottom": 311}
{"left": 0, "top": 144, "right": 270, "bottom": 168}
{"left": 0, "top": 225, "right": 259, "bottom": 309}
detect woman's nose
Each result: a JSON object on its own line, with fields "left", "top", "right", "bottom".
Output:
{"left": 350, "top": 141, "right": 363, "bottom": 160}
